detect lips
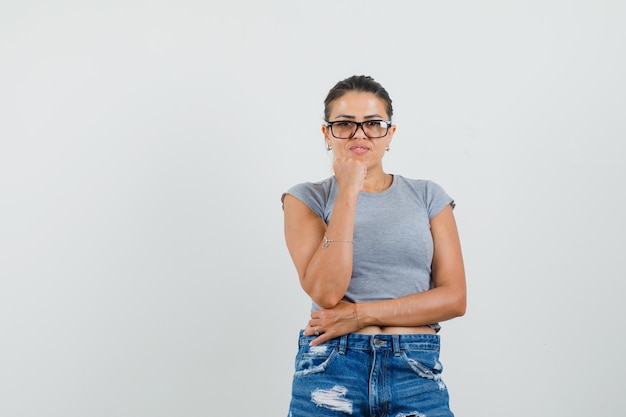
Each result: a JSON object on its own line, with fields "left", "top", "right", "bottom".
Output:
{"left": 350, "top": 146, "right": 369, "bottom": 155}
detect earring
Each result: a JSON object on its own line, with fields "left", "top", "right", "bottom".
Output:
{"left": 326, "top": 144, "right": 333, "bottom": 151}
{"left": 385, "top": 145, "right": 390, "bottom": 152}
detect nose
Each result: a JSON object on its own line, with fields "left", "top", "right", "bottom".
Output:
{"left": 352, "top": 123, "right": 368, "bottom": 139}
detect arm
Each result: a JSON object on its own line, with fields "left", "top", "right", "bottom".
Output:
{"left": 283, "top": 159, "right": 366, "bottom": 308}
{"left": 307, "top": 204, "right": 466, "bottom": 343}
{"left": 359, "top": 204, "right": 466, "bottom": 326}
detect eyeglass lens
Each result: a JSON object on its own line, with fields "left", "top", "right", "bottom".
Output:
{"left": 331, "top": 121, "right": 389, "bottom": 139}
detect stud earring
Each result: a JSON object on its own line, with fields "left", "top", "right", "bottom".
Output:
{"left": 326, "top": 144, "right": 333, "bottom": 151}
{"left": 385, "top": 145, "right": 390, "bottom": 152}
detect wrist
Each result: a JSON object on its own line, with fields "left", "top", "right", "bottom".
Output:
{"left": 336, "top": 187, "right": 360, "bottom": 202}
{"left": 355, "top": 302, "right": 373, "bottom": 328}
{"left": 353, "top": 303, "right": 362, "bottom": 329}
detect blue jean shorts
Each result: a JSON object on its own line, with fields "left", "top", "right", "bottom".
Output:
{"left": 288, "top": 331, "right": 454, "bottom": 417}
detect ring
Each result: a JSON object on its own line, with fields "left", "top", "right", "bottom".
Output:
{"left": 314, "top": 326, "right": 319, "bottom": 336}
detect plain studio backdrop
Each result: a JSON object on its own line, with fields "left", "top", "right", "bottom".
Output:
{"left": 1, "top": 1, "right": 625, "bottom": 416}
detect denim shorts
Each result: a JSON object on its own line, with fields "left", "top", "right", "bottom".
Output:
{"left": 288, "top": 331, "right": 454, "bottom": 417}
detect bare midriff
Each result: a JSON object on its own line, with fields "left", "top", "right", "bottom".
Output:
{"left": 355, "top": 325, "right": 436, "bottom": 335}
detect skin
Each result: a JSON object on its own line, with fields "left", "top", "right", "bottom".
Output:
{"left": 283, "top": 91, "right": 466, "bottom": 346}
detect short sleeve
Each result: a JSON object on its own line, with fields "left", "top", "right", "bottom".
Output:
{"left": 281, "top": 179, "right": 334, "bottom": 221}
{"left": 425, "top": 180, "right": 455, "bottom": 220}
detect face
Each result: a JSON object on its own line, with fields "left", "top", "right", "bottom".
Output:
{"left": 322, "top": 91, "right": 396, "bottom": 170}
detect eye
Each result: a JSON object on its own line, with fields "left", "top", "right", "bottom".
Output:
{"left": 365, "top": 121, "right": 383, "bottom": 128}
{"left": 334, "top": 121, "right": 354, "bottom": 128}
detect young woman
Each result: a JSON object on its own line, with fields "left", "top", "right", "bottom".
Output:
{"left": 282, "top": 75, "right": 466, "bottom": 417}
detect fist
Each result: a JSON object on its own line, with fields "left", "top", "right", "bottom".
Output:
{"left": 333, "top": 158, "right": 366, "bottom": 192}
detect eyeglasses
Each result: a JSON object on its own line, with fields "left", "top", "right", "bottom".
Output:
{"left": 325, "top": 120, "right": 392, "bottom": 139}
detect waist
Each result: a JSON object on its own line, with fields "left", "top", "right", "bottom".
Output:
{"left": 298, "top": 330, "right": 440, "bottom": 350}
{"left": 355, "top": 325, "right": 437, "bottom": 335}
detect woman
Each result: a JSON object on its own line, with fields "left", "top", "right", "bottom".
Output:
{"left": 282, "top": 75, "right": 466, "bottom": 417}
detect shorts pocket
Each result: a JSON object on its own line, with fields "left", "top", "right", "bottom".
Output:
{"left": 293, "top": 343, "right": 339, "bottom": 378}
{"left": 400, "top": 348, "right": 444, "bottom": 381}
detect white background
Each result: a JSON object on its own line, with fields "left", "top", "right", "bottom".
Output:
{"left": 1, "top": 1, "right": 625, "bottom": 416}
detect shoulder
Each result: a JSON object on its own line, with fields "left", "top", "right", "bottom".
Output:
{"left": 394, "top": 175, "right": 455, "bottom": 217}
{"left": 284, "top": 176, "right": 335, "bottom": 200}
{"left": 394, "top": 175, "right": 446, "bottom": 194}
{"left": 289, "top": 176, "right": 335, "bottom": 193}
{"left": 281, "top": 176, "right": 336, "bottom": 213}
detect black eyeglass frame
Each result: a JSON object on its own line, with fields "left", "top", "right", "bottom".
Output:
{"left": 325, "top": 120, "right": 393, "bottom": 139}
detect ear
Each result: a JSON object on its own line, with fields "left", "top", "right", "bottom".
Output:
{"left": 321, "top": 124, "right": 330, "bottom": 136}
{"left": 322, "top": 124, "right": 332, "bottom": 146}
{"left": 386, "top": 124, "right": 396, "bottom": 147}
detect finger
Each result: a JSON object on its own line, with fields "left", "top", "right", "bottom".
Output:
{"left": 309, "top": 332, "right": 332, "bottom": 346}
{"left": 306, "top": 323, "right": 321, "bottom": 336}
{"left": 305, "top": 323, "right": 321, "bottom": 336}
{"left": 307, "top": 319, "right": 320, "bottom": 330}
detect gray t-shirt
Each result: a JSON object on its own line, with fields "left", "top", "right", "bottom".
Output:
{"left": 284, "top": 175, "right": 454, "bottom": 329}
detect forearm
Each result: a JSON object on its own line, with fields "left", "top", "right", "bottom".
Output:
{"left": 302, "top": 189, "right": 359, "bottom": 308}
{"left": 306, "top": 287, "right": 466, "bottom": 346}
{"left": 357, "top": 286, "right": 466, "bottom": 328}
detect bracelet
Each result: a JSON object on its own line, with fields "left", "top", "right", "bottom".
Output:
{"left": 321, "top": 235, "right": 354, "bottom": 248}
{"left": 353, "top": 303, "right": 361, "bottom": 329}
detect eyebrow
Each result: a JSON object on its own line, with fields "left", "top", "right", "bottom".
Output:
{"left": 334, "top": 114, "right": 385, "bottom": 120}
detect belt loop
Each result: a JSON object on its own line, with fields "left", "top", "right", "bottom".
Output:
{"left": 338, "top": 334, "right": 348, "bottom": 354}
{"left": 392, "top": 334, "right": 401, "bottom": 356}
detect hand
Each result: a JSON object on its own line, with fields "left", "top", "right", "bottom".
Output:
{"left": 333, "top": 158, "right": 366, "bottom": 194}
{"left": 304, "top": 301, "right": 360, "bottom": 346}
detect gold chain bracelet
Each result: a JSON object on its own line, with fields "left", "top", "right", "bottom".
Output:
{"left": 321, "top": 235, "right": 354, "bottom": 248}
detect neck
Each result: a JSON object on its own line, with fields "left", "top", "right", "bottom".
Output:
{"left": 362, "top": 171, "right": 390, "bottom": 193}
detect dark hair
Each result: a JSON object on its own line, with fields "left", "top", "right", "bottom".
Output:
{"left": 323, "top": 75, "right": 393, "bottom": 121}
